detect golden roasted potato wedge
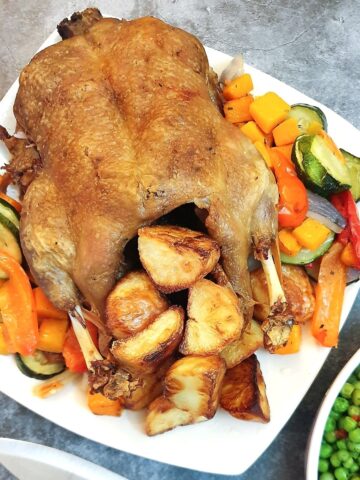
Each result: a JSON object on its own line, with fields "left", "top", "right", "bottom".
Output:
{"left": 220, "top": 319, "right": 263, "bottom": 368}
{"left": 138, "top": 225, "right": 220, "bottom": 293}
{"left": 105, "top": 270, "right": 168, "bottom": 339}
{"left": 145, "top": 397, "right": 195, "bottom": 436}
{"left": 111, "top": 306, "right": 184, "bottom": 374}
{"left": 164, "top": 355, "right": 226, "bottom": 418}
{"left": 250, "top": 265, "right": 315, "bottom": 324}
{"left": 220, "top": 354, "right": 270, "bottom": 423}
{"left": 209, "top": 263, "right": 234, "bottom": 291}
{"left": 179, "top": 279, "right": 243, "bottom": 355}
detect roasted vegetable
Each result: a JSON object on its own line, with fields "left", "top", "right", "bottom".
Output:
{"left": 105, "top": 270, "right": 168, "bottom": 339}
{"left": 220, "top": 355, "right": 270, "bottom": 423}
{"left": 251, "top": 264, "right": 315, "bottom": 324}
{"left": 138, "top": 225, "right": 220, "bottom": 293}
{"left": 87, "top": 390, "right": 123, "bottom": 416}
{"left": 249, "top": 92, "right": 290, "bottom": 134}
{"left": 240, "top": 121, "right": 265, "bottom": 144}
{"left": 278, "top": 229, "right": 302, "bottom": 256}
{"left": 292, "top": 217, "right": 331, "bottom": 251}
{"left": 62, "top": 320, "right": 98, "bottom": 373}
{"left": 37, "top": 317, "right": 69, "bottom": 354}
{"left": 220, "top": 319, "right": 263, "bottom": 368}
{"left": 288, "top": 103, "right": 327, "bottom": 134}
{"left": 293, "top": 132, "right": 351, "bottom": 197}
{"left": 224, "top": 95, "right": 254, "bottom": 123}
{"left": 311, "top": 242, "right": 346, "bottom": 347}
{"left": 274, "top": 324, "right": 301, "bottom": 355}
{"left": 179, "top": 279, "right": 243, "bottom": 355}
{"left": 15, "top": 350, "right": 65, "bottom": 380}
{"left": 280, "top": 232, "right": 334, "bottom": 265}
{"left": 273, "top": 118, "right": 301, "bottom": 147}
{"left": 146, "top": 355, "right": 226, "bottom": 435}
{"left": 33, "top": 287, "right": 68, "bottom": 320}
{"left": 341, "top": 148, "right": 360, "bottom": 201}
{"left": 111, "top": 306, "right": 184, "bottom": 374}
{"left": 223, "top": 73, "right": 253, "bottom": 100}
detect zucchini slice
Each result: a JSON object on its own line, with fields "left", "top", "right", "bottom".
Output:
{"left": 15, "top": 350, "right": 65, "bottom": 380}
{"left": 0, "top": 213, "right": 21, "bottom": 278}
{"left": 0, "top": 198, "right": 20, "bottom": 229}
{"left": 293, "top": 134, "right": 351, "bottom": 197}
{"left": 280, "top": 232, "right": 334, "bottom": 265}
{"left": 288, "top": 103, "right": 327, "bottom": 134}
{"left": 341, "top": 148, "right": 360, "bottom": 201}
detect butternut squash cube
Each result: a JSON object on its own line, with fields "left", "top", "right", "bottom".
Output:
{"left": 224, "top": 96, "right": 254, "bottom": 124}
{"left": 292, "top": 218, "right": 331, "bottom": 251}
{"left": 273, "top": 118, "right": 301, "bottom": 146}
{"left": 223, "top": 73, "right": 253, "bottom": 100}
{"left": 249, "top": 92, "right": 290, "bottom": 134}
{"left": 254, "top": 141, "right": 272, "bottom": 168}
{"left": 241, "top": 121, "right": 265, "bottom": 143}
{"left": 278, "top": 229, "right": 302, "bottom": 256}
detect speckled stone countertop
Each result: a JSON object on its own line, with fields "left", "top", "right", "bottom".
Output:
{"left": 0, "top": 1, "right": 359, "bottom": 479}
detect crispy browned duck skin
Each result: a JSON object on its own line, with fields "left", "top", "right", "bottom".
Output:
{"left": 7, "top": 9, "right": 291, "bottom": 350}
{"left": 57, "top": 8, "right": 102, "bottom": 39}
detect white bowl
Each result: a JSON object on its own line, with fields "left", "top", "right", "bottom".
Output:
{"left": 306, "top": 348, "right": 360, "bottom": 480}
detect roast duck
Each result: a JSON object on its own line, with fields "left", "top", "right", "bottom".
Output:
{"left": 1, "top": 9, "right": 292, "bottom": 366}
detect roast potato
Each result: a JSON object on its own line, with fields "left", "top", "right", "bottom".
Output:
{"left": 105, "top": 270, "right": 168, "bottom": 339}
{"left": 138, "top": 225, "right": 220, "bottom": 293}
{"left": 111, "top": 306, "right": 184, "bottom": 374}
{"left": 220, "top": 319, "right": 263, "bottom": 368}
{"left": 164, "top": 355, "right": 226, "bottom": 418}
{"left": 145, "top": 397, "right": 195, "bottom": 436}
{"left": 146, "top": 355, "right": 225, "bottom": 435}
{"left": 220, "top": 354, "right": 270, "bottom": 423}
{"left": 179, "top": 279, "right": 243, "bottom": 355}
{"left": 250, "top": 264, "right": 315, "bottom": 324}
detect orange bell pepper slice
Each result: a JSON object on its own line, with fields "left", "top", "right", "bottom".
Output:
{"left": 0, "top": 250, "right": 38, "bottom": 355}
{"left": 311, "top": 242, "right": 346, "bottom": 347}
{"left": 271, "top": 149, "right": 308, "bottom": 228}
{"left": 0, "top": 192, "right": 22, "bottom": 213}
{"left": 63, "top": 321, "right": 98, "bottom": 373}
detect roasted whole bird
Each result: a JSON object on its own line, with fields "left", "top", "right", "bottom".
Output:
{"left": 3, "top": 9, "right": 292, "bottom": 350}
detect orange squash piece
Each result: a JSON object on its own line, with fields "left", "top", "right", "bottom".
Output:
{"left": 273, "top": 118, "right": 301, "bottom": 146}
{"left": 241, "top": 121, "right": 265, "bottom": 143}
{"left": 275, "top": 325, "right": 301, "bottom": 354}
{"left": 340, "top": 242, "right": 358, "bottom": 267}
{"left": 271, "top": 145, "right": 293, "bottom": 163}
{"left": 224, "top": 96, "right": 254, "bottom": 123}
{"left": 223, "top": 73, "right": 253, "bottom": 100}
{"left": 278, "top": 229, "right": 302, "bottom": 256}
{"left": 292, "top": 218, "right": 331, "bottom": 251}
{"left": 87, "top": 390, "right": 123, "bottom": 416}
{"left": 33, "top": 287, "right": 68, "bottom": 320}
{"left": 37, "top": 317, "right": 69, "bottom": 353}
{"left": 254, "top": 141, "right": 272, "bottom": 168}
{"left": 249, "top": 92, "right": 290, "bottom": 134}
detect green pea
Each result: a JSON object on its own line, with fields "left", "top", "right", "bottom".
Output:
{"left": 342, "top": 416, "right": 357, "bottom": 432}
{"left": 352, "top": 389, "right": 360, "bottom": 406}
{"left": 350, "top": 462, "right": 359, "bottom": 473}
{"left": 331, "top": 452, "right": 342, "bottom": 467}
{"left": 342, "top": 457, "right": 354, "bottom": 469}
{"left": 334, "top": 467, "right": 348, "bottom": 480}
{"left": 326, "top": 417, "right": 337, "bottom": 433}
{"left": 350, "top": 476, "right": 360, "bottom": 480}
{"left": 353, "top": 382, "right": 360, "bottom": 390}
{"left": 334, "top": 397, "right": 350, "bottom": 413}
{"left": 337, "top": 440, "right": 347, "bottom": 451}
{"left": 330, "top": 410, "right": 341, "bottom": 421}
{"left": 350, "top": 449, "right": 359, "bottom": 459}
{"left": 319, "top": 458, "right": 330, "bottom": 472}
{"left": 348, "top": 405, "right": 360, "bottom": 417}
{"left": 349, "top": 429, "right": 360, "bottom": 444}
{"left": 321, "top": 443, "right": 334, "bottom": 459}
{"left": 341, "top": 383, "right": 355, "bottom": 399}
{"left": 347, "top": 441, "right": 360, "bottom": 453}
{"left": 319, "top": 473, "right": 335, "bottom": 480}
{"left": 326, "top": 431, "right": 338, "bottom": 444}
{"left": 348, "top": 374, "right": 358, "bottom": 384}
{"left": 337, "top": 450, "right": 351, "bottom": 462}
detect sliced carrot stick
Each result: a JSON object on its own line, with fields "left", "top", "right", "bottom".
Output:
{"left": 0, "top": 250, "right": 38, "bottom": 354}
{"left": 311, "top": 242, "right": 346, "bottom": 347}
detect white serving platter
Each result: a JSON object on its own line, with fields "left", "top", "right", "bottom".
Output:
{"left": 0, "top": 29, "right": 359, "bottom": 476}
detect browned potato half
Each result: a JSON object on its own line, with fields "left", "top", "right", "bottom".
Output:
{"left": 179, "top": 279, "right": 243, "bottom": 355}
{"left": 105, "top": 270, "right": 168, "bottom": 340}
{"left": 138, "top": 225, "right": 220, "bottom": 293}
{"left": 250, "top": 264, "right": 315, "bottom": 324}
{"left": 145, "top": 397, "right": 195, "bottom": 436}
{"left": 164, "top": 355, "right": 226, "bottom": 418}
{"left": 220, "top": 354, "right": 270, "bottom": 423}
{"left": 111, "top": 306, "right": 184, "bottom": 374}
{"left": 220, "top": 320, "right": 263, "bottom": 368}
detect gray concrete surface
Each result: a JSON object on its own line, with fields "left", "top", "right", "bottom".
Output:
{"left": 0, "top": 1, "right": 359, "bottom": 479}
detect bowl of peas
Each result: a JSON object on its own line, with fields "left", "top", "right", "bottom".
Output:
{"left": 307, "top": 348, "right": 360, "bottom": 480}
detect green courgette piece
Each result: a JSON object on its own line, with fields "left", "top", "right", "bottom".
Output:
{"left": 280, "top": 232, "right": 335, "bottom": 265}
{"left": 15, "top": 351, "right": 65, "bottom": 380}
{"left": 293, "top": 134, "right": 351, "bottom": 197}
{"left": 341, "top": 148, "right": 360, "bottom": 201}
{"left": 0, "top": 212, "right": 21, "bottom": 278}
{"left": 0, "top": 198, "right": 20, "bottom": 229}
{"left": 288, "top": 103, "right": 328, "bottom": 134}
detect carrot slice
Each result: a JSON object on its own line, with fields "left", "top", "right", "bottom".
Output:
{"left": 311, "top": 242, "right": 346, "bottom": 347}
{"left": 0, "top": 250, "right": 38, "bottom": 354}
{"left": 0, "top": 192, "right": 22, "bottom": 213}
